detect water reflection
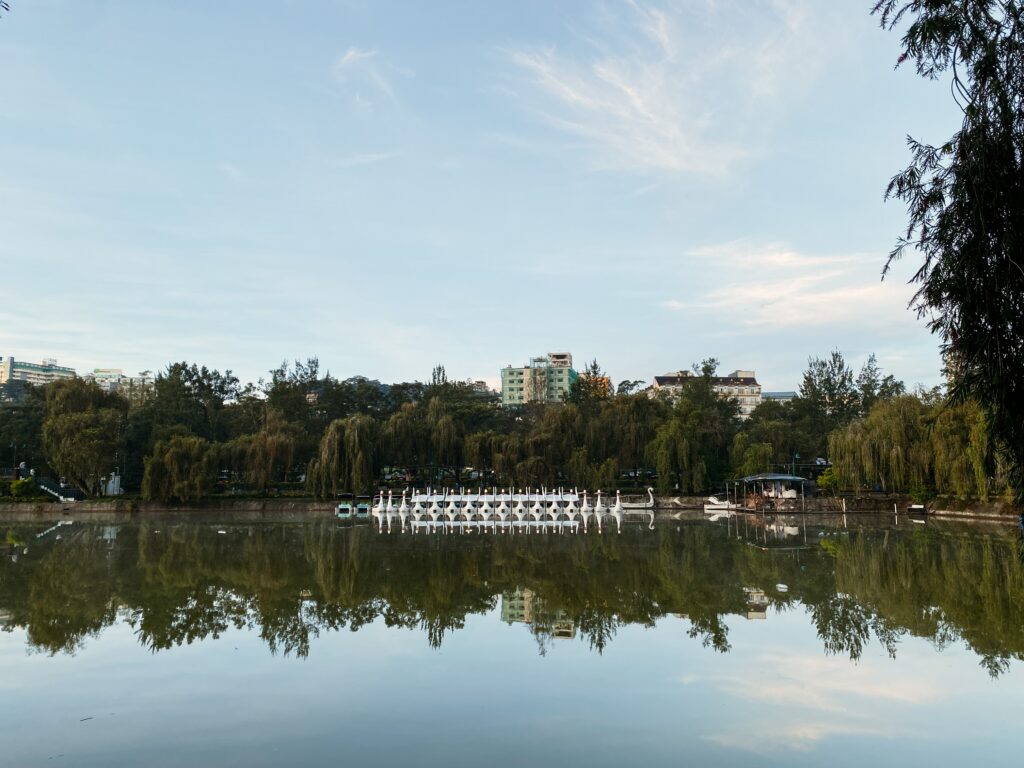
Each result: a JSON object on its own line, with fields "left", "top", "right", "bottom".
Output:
{"left": 2, "top": 517, "right": 1023, "bottom": 674}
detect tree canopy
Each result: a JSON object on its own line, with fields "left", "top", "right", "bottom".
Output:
{"left": 874, "top": 0, "right": 1024, "bottom": 491}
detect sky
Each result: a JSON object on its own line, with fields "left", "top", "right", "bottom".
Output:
{"left": 0, "top": 0, "right": 961, "bottom": 391}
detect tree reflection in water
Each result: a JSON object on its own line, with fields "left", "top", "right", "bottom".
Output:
{"left": 1, "top": 519, "right": 1022, "bottom": 674}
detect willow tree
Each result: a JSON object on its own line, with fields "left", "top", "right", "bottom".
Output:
{"left": 306, "top": 414, "right": 379, "bottom": 497}
{"left": 730, "top": 434, "right": 774, "bottom": 478}
{"left": 492, "top": 433, "right": 525, "bottom": 487}
{"left": 930, "top": 399, "right": 990, "bottom": 499}
{"left": 651, "top": 417, "right": 704, "bottom": 494}
{"left": 383, "top": 402, "right": 425, "bottom": 469}
{"left": 829, "top": 394, "right": 995, "bottom": 498}
{"left": 241, "top": 409, "right": 301, "bottom": 494}
{"left": 425, "top": 398, "right": 461, "bottom": 473}
{"left": 529, "top": 404, "right": 582, "bottom": 471}
{"left": 463, "top": 430, "right": 502, "bottom": 476}
{"left": 142, "top": 435, "right": 213, "bottom": 503}
{"left": 874, "top": 1, "right": 1024, "bottom": 492}
{"left": 829, "top": 396, "right": 933, "bottom": 493}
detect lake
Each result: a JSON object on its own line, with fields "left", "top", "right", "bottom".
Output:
{"left": 2, "top": 514, "right": 1022, "bottom": 766}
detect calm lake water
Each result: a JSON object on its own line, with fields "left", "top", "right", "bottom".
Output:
{"left": 2, "top": 515, "right": 1023, "bottom": 766}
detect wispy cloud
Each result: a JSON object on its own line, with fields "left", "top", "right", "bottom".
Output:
{"left": 331, "top": 46, "right": 399, "bottom": 109}
{"left": 219, "top": 162, "right": 242, "bottom": 181}
{"left": 663, "top": 240, "right": 916, "bottom": 332}
{"left": 506, "top": 1, "right": 837, "bottom": 174}
{"left": 695, "top": 650, "right": 944, "bottom": 752}
{"left": 333, "top": 151, "right": 400, "bottom": 169}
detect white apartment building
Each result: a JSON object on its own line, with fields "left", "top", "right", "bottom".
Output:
{"left": 84, "top": 368, "right": 154, "bottom": 401}
{"left": 652, "top": 368, "right": 762, "bottom": 418}
{"left": 0, "top": 356, "right": 76, "bottom": 386}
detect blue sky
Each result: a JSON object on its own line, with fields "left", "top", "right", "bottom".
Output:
{"left": 0, "top": 1, "right": 959, "bottom": 390}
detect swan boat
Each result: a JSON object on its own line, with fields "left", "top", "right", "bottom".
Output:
{"left": 703, "top": 495, "right": 738, "bottom": 516}
{"left": 335, "top": 494, "right": 372, "bottom": 520}
{"left": 342, "top": 488, "right": 657, "bottom": 534}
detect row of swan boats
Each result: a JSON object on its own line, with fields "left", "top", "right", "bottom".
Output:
{"left": 336, "top": 488, "right": 656, "bottom": 534}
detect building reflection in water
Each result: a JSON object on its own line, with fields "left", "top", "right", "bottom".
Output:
{"left": 501, "top": 587, "right": 576, "bottom": 640}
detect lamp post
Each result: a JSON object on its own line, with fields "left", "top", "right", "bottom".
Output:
{"left": 792, "top": 452, "right": 800, "bottom": 477}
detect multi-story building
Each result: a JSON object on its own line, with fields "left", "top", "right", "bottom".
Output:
{"left": 652, "top": 368, "right": 762, "bottom": 418}
{"left": 83, "top": 368, "right": 154, "bottom": 402}
{"left": 501, "top": 352, "right": 578, "bottom": 406}
{"left": 0, "top": 356, "right": 76, "bottom": 386}
{"left": 500, "top": 588, "right": 576, "bottom": 639}
{"left": 762, "top": 391, "right": 797, "bottom": 404}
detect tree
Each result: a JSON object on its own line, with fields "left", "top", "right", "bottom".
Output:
{"left": 616, "top": 379, "right": 646, "bottom": 396}
{"left": 564, "top": 359, "right": 612, "bottom": 411}
{"left": 650, "top": 368, "right": 738, "bottom": 493}
{"left": 873, "top": 1, "right": 1024, "bottom": 491}
{"left": 856, "top": 354, "right": 906, "bottom": 415}
{"left": 817, "top": 466, "right": 841, "bottom": 497}
{"left": 306, "top": 414, "right": 380, "bottom": 497}
{"left": 147, "top": 362, "right": 240, "bottom": 441}
{"left": 142, "top": 435, "right": 214, "bottom": 503}
{"left": 41, "top": 379, "right": 126, "bottom": 495}
{"left": 801, "top": 351, "right": 859, "bottom": 422}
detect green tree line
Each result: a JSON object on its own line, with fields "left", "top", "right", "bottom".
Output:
{"left": 0, "top": 353, "right": 1015, "bottom": 502}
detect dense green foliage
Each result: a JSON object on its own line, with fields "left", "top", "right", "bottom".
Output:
{"left": 874, "top": 1, "right": 1024, "bottom": 491}
{"left": 41, "top": 379, "right": 127, "bottom": 495}
{"left": 829, "top": 394, "right": 1011, "bottom": 499}
{"left": 0, "top": 352, "right": 1016, "bottom": 501}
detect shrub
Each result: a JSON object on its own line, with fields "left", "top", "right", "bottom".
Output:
{"left": 10, "top": 478, "right": 39, "bottom": 498}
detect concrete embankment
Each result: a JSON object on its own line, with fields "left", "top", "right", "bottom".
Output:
{"left": 0, "top": 497, "right": 336, "bottom": 523}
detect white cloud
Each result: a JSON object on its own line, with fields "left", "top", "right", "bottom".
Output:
{"left": 506, "top": 1, "right": 839, "bottom": 174}
{"left": 333, "top": 151, "right": 399, "bottom": 169}
{"left": 696, "top": 649, "right": 946, "bottom": 752}
{"left": 332, "top": 46, "right": 398, "bottom": 108}
{"left": 335, "top": 47, "right": 377, "bottom": 69}
{"left": 663, "top": 240, "right": 917, "bottom": 332}
{"left": 219, "top": 162, "right": 242, "bottom": 181}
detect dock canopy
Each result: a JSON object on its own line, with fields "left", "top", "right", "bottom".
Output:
{"left": 737, "top": 473, "right": 805, "bottom": 483}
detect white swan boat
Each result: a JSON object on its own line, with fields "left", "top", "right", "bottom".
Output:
{"left": 352, "top": 488, "right": 656, "bottom": 534}
{"left": 703, "top": 496, "right": 737, "bottom": 515}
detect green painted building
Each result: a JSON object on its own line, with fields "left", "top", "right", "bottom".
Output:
{"left": 501, "top": 352, "right": 578, "bottom": 406}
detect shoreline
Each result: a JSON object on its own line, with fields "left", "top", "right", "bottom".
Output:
{"left": 0, "top": 494, "right": 1019, "bottom": 524}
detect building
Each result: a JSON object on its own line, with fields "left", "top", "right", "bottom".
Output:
{"left": 84, "top": 368, "right": 130, "bottom": 392}
{"left": 652, "top": 368, "right": 762, "bottom": 418}
{"left": 0, "top": 356, "right": 76, "bottom": 386}
{"left": 467, "top": 380, "right": 495, "bottom": 396}
{"left": 83, "top": 368, "right": 154, "bottom": 402}
{"left": 500, "top": 588, "right": 576, "bottom": 639}
{"left": 501, "top": 352, "right": 578, "bottom": 406}
{"left": 762, "top": 391, "right": 797, "bottom": 404}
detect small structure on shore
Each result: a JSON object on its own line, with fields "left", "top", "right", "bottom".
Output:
{"left": 705, "top": 473, "right": 807, "bottom": 515}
